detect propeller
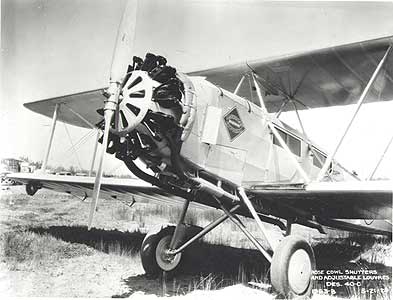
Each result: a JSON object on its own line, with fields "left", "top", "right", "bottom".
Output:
{"left": 88, "top": 0, "right": 138, "bottom": 230}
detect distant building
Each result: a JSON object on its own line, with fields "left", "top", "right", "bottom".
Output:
{"left": 1, "top": 158, "right": 22, "bottom": 173}
{"left": 20, "top": 161, "right": 36, "bottom": 173}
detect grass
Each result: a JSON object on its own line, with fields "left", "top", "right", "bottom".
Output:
{"left": 1, "top": 230, "right": 95, "bottom": 270}
{"left": 311, "top": 233, "right": 391, "bottom": 299}
{"left": 0, "top": 186, "right": 391, "bottom": 299}
{"left": 312, "top": 267, "right": 391, "bottom": 300}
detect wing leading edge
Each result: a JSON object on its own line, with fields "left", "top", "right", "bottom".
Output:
{"left": 23, "top": 88, "right": 107, "bottom": 129}
{"left": 8, "top": 173, "right": 392, "bottom": 235}
{"left": 8, "top": 173, "right": 189, "bottom": 208}
{"left": 13, "top": 173, "right": 391, "bottom": 220}
{"left": 22, "top": 36, "right": 393, "bottom": 128}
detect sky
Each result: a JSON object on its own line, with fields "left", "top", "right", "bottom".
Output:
{"left": 1, "top": 0, "right": 393, "bottom": 179}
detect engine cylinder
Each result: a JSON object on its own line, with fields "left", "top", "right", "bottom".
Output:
{"left": 99, "top": 53, "right": 195, "bottom": 176}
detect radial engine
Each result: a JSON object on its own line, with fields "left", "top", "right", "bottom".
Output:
{"left": 97, "top": 53, "right": 228, "bottom": 197}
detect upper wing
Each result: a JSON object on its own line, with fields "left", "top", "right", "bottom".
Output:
{"left": 23, "top": 88, "right": 107, "bottom": 129}
{"left": 23, "top": 36, "right": 393, "bottom": 127}
{"left": 190, "top": 36, "right": 393, "bottom": 112}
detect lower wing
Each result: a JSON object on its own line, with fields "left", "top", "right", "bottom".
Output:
{"left": 248, "top": 181, "right": 392, "bottom": 235}
{"left": 9, "top": 173, "right": 392, "bottom": 235}
{"left": 8, "top": 173, "right": 192, "bottom": 208}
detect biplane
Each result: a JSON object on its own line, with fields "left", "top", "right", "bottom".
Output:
{"left": 8, "top": 1, "right": 393, "bottom": 298}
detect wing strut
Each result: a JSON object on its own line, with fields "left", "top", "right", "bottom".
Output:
{"left": 89, "top": 129, "right": 101, "bottom": 177}
{"left": 251, "top": 72, "right": 268, "bottom": 113}
{"left": 41, "top": 103, "right": 59, "bottom": 172}
{"left": 263, "top": 131, "right": 274, "bottom": 180}
{"left": 252, "top": 72, "right": 311, "bottom": 183}
{"left": 368, "top": 133, "right": 393, "bottom": 180}
{"left": 290, "top": 100, "right": 335, "bottom": 181}
{"left": 316, "top": 45, "right": 392, "bottom": 181}
{"left": 234, "top": 75, "right": 245, "bottom": 95}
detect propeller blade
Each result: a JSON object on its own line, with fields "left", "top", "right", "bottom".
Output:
{"left": 110, "top": 0, "right": 138, "bottom": 83}
{"left": 88, "top": 0, "right": 138, "bottom": 229}
{"left": 87, "top": 110, "right": 114, "bottom": 230}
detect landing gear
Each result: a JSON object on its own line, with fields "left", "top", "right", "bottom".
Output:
{"left": 141, "top": 225, "right": 182, "bottom": 275}
{"left": 139, "top": 188, "right": 316, "bottom": 299}
{"left": 26, "top": 182, "right": 39, "bottom": 196}
{"left": 271, "top": 235, "right": 315, "bottom": 299}
{"left": 155, "top": 234, "right": 182, "bottom": 271}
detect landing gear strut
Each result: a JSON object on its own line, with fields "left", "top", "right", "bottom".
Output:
{"left": 138, "top": 181, "right": 315, "bottom": 298}
{"left": 140, "top": 203, "right": 241, "bottom": 276}
{"left": 139, "top": 197, "right": 315, "bottom": 299}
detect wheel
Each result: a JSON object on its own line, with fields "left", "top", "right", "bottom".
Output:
{"left": 140, "top": 225, "right": 182, "bottom": 275}
{"left": 26, "top": 182, "right": 38, "bottom": 196}
{"left": 270, "top": 235, "right": 315, "bottom": 299}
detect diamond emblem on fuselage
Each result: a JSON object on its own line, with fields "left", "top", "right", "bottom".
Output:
{"left": 223, "top": 107, "right": 245, "bottom": 141}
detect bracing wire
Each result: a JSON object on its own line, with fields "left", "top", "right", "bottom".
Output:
{"left": 60, "top": 129, "right": 96, "bottom": 159}
{"left": 63, "top": 122, "right": 83, "bottom": 170}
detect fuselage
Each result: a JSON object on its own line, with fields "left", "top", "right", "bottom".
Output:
{"left": 178, "top": 76, "right": 343, "bottom": 187}
{"left": 105, "top": 56, "right": 349, "bottom": 189}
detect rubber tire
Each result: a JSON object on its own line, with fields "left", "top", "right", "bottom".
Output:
{"left": 141, "top": 225, "right": 181, "bottom": 275}
{"left": 26, "top": 183, "right": 38, "bottom": 196}
{"left": 271, "top": 235, "right": 315, "bottom": 299}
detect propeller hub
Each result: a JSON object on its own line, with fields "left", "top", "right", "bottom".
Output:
{"left": 110, "top": 70, "right": 158, "bottom": 136}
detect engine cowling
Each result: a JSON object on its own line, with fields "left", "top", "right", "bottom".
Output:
{"left": 98, "top": 53, "right": 196, "bottom": 178}
{"left": 97, "top": 53, "right": 244, "bottom": 198}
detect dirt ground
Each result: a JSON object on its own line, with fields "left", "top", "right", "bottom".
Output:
{"left": 0, "top": 185, "right": 391, "bottom": 299}
{"left": 0, "top": 185, "right": 273, "bottom": 298}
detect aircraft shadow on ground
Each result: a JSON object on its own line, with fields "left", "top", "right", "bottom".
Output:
{"left": 114, "top": 241, "right": 272, "bottom": 298}
{"left": 29, "top": 225, "right": 145, "bottom": 254}
{"left": 28, "top": 226, "right": 391, "bottom": 298}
